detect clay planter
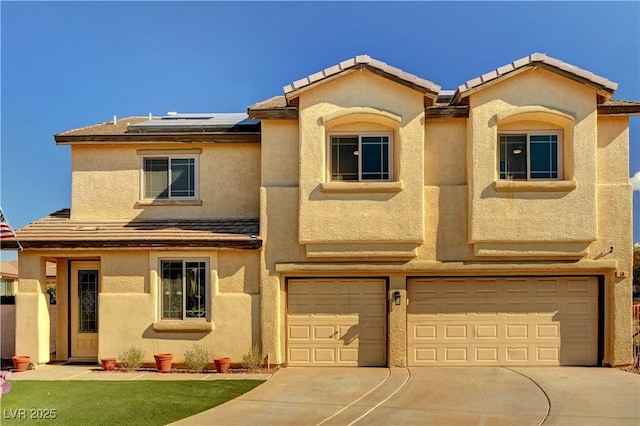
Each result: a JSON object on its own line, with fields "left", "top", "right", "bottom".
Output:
{"left": 154, "top": 354, "right": 173, "bottom": 373}
{"left": 12, "top": 356, "right": 31, "bottom": 372}
{"left": 214, "top": 357, "right": 231, "bottom": 374}
{"left": 100, "top": 358, "right": 117, "bottom": 371}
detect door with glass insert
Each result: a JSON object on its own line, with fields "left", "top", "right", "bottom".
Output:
{"left": 70, "top": 262, "right": 100, "bottom": 358}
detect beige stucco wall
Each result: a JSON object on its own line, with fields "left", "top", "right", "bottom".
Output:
{"left": 467, "top": 68, "right": 598, "bottom": 256}
{"left": 15, "top": 249, "right": 261, "bottom": 364}
{"left": 71, "top": 143, "right": 260, "bottom": 220}
{"left": 423, "top": 118, "right": 473, "bottom": 261}
{"left": 1, "top": 304, "right": 15, "bottom": 358}
{"left": 297, "top": 70, "right": 426, "bottom": 256}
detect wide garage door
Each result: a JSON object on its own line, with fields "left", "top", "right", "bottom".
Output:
{"left": 408, "top": 276, "right": 598, "bottom": 366}
{"left": 287, "top": 278, "right": 387, "bottom": 366}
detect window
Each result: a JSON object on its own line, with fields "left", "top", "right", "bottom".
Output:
{"left": 330, "top": 133, "right": 391, "bottom": 181}
{"left": 0, "top": 278, "right": 14, "bottom": 296}
{"left": 499, "top": 132, "right": 560, "bottom": 180}
{"left": 160, "top": 260, "right": 207, "bottom": 320}
{"left": 142, "top": 156, "right": 197, "bottom": 199}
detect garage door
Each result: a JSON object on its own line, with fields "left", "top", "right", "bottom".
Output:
{"left": 408, "top": 277, "right": 598, "bottom": 366}
{"left": 287, "top": 278, "right": 387, "bottom": 366}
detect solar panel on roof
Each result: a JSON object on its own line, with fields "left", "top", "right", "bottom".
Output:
{"left": 127, "top": 112, "right": 260, "bottom": 133}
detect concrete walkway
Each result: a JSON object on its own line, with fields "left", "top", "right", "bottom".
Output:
{"left": 174, "top": 366, "right": 640, "bottom": 426}
{"left": 8, "top": 364, "right": 640, "bottom": 425}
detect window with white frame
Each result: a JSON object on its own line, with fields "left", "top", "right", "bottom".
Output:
{"left": 498, "top": 132, "right": 560, "bottom": 180}
{"left": 160, "top": 260, "right": 207, "bottom": 320}
{"left": 329, "top": 133, "right": 392, "bottom": 181}
{"left": 142, "top": 156, "right": 197, "bottom": 199}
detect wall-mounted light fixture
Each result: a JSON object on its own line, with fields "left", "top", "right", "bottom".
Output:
{"left": 393, "top": 291, "right": 401, "bottom": 306}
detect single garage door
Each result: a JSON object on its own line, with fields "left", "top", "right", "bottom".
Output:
{"left": 408, "top": 276, "right": 598, "bottom": 366}
{"left": 287, "top": 278, "right": 387, "bottom": 366}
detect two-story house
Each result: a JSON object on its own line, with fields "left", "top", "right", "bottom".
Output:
{"left": 8, "top": 53, "right": 640, "bottom": 367}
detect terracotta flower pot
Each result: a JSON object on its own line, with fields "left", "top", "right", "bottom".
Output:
{"left": 100, "top": 358, "right": 117, "bottom": 371}
{"left": 12, "top": 356, "right": 31, "bottom": 372}
{"left": 214, "top": 357, "right": 231, "bottom": 374}
{"left": 154, "top": 354, "right": 173, "bottom": 373}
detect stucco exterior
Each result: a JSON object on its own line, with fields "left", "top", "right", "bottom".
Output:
{"left": 10, "top": 54, "right": 638, "bottom": 368}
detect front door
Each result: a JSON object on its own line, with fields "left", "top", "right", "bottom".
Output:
{"left": 70, "top": 262, "right": 100, "bottom": 359}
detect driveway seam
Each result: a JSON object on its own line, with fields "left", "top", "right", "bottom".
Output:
{"left": 349, "top": 368, "right": 412, "bottom": 426}
{"left": 502, "top": 367, "right": 551, "bottom": 426}
{"left": 315, "top": 368, "right": 391, "bottom": 426}
{"left": 62, "top": 370, "right": 90, "bottom": 380}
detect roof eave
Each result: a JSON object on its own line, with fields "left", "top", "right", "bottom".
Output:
{"left": 597, "top": 104, "right": 640, "bottom": 116}
{"left": 55, "top": 132, "right": 261, "bottom": 145}
{"left": 425, "top": 106, "right": 470, "bottom": 118}
{"left": 9, "top": 239, "right": 262, "bottom": 250}
{"left": 247, "top": 108, "right": 298, "bottom": 120}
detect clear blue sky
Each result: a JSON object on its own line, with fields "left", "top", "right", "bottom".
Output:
{"left": 1, "top": 1, "right": 639, "bottom": 260}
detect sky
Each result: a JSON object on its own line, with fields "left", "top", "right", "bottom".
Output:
{"left": 1, "top": 1, "right": 639, "bottom": 260}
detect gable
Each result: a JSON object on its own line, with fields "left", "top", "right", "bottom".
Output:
{"left": 283, "top": 55, "right": 440, "bottom": 106}
{"left": 451, "top": 53, "right": 617, "bottom": 105}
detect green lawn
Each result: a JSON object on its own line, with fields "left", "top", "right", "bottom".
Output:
{"left": 1, "top": 380, "right": 264, "bottom": 425}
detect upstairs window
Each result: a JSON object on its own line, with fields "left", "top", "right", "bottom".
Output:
{"left": 330, "top": 133, "right": 391, "bottom": 181}
{"left": 142, "top": 156, "right": 197, "bottom": 199}
{"left": 160, "top": 260, "right": 208, "bottom": 320}
{"left": 499, "top": 132, "right": 560, "bottom": 180}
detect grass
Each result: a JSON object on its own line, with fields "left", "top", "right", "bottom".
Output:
{"left": 0, "top": 380, "right": 264, "bottom": 425}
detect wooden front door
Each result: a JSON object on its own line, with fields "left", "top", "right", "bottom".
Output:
{"left": 70, "top": 262, "right": 100, "bottom": 359}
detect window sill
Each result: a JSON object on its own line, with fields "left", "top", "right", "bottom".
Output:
{"left": 320, "top": 180, "right": 403, "bottom": 194}
{"left": 493, "top": 180, "right": 576, "bottom": 192}
{"left": 152, "top": 321, "right": 214, "bottom": 333}
{"left": 136, "top": 199, "right": 202, "bottom": 207}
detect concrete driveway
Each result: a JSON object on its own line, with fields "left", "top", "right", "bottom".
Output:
{"left": 173, "top": 366, "right": 640, "bottom": 426}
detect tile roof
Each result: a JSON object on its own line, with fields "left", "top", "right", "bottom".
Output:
{"left": 248, "top": 96, "right": 288, "bottom": 110}
{"left": 283, "top": 55, "right": 441, "bottom": 98}
{"left": 597, "top": 99, "right": 640, "bottom": 115}
{"left": 56, "top": 117, "right": 149, "bottom": 137}
{"left": 452, "top": 53, "right": 618, "bottom": 104}
{"left": 0, "top": 260, "right": 18, "bottom": 279}
{"left": 11, "top": 209, "right": 261, "bottom": 250}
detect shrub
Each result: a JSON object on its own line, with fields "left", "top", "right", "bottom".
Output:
{"left": 118, "top": 346, "right": 145, "bottom": 371}
{"left": 183, "top": 344, "right": 210, "bottom": 372}
{"left": 241, "top": 345, "right": 263, "bottom": 370}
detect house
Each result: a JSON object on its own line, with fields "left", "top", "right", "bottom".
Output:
{"left": 5, "top": 53, "right": 640, "bottom": 367}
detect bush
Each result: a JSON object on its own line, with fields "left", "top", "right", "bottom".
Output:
{"left": 241, "top": 345, "right": 263, "bottom": 370}
{"left": 183, "top": 344, "right": 210, "bottom": 372}
{"left": 118, "top": 346, "right": 145, "bottom": 371}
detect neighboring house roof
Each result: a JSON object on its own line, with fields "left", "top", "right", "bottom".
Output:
{"left": 7, "top": 209, "right": 261, "bottom": 250}
{"left": 451, "top": 53, "right": 618, "bottom": 105}
{"left": 283, "top": 55, "right": 441, "bottom": 101}
{"left": 0, "top": 260, "right": 18, "bottom": 280}
{"left": 55, "top": 114, "right": 261, "bottom": 144}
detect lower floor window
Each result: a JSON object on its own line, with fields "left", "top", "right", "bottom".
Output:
{"left": 0, "top": 278, "right": 14, "bottom": 296}
{"left": 161, "top": 260, "right": 207, "bottom": 320}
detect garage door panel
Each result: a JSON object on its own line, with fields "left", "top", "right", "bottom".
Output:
{"left": 408, "top": 276, "right": 598, "bottom": 366}
{"left": 287, "top": 278, "right": 387, "bottom": 367}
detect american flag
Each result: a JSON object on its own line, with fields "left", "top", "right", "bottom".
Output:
{"left": 0, "top": 208, "right": 16, "bottom": 239}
